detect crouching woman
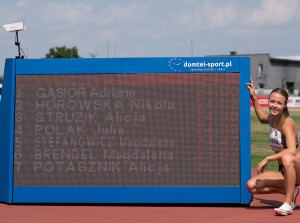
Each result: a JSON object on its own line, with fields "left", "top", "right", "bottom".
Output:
{"left": 246, "top": 78, "right": 300, "bottom": 216}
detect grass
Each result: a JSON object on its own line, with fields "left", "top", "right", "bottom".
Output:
{"left": 251, "top": 110, "right": 300, "bottom": 170}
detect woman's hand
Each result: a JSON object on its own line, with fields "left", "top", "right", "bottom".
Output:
{"left": 257, "top": 158, "right": 268, "bottom": 174}
{"left": 246, "top": 78, "right": 256, "bottom": 99}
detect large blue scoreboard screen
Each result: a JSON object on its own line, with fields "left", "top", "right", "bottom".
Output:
{"left": 0, "top": 57, "right": 251, "bottom": 204}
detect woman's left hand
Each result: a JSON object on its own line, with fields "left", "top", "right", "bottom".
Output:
{"left": 257, "top": 158, "right": 268, "bottom": 174}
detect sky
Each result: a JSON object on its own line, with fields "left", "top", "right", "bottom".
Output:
{"left": 1, "top": 0, "right": 300, "bottom": 74}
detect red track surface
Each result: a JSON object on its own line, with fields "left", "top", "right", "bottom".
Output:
{"left": 1, "top": 171, "right": 299, "bottom": 223}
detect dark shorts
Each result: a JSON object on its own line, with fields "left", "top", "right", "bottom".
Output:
{"left": 278, "top": 164, "right": 285, "bottom": 176}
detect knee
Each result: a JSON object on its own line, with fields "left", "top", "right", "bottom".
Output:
{"left": 281, "top": 154, "right": 295, "bottom": 169}
{"left": 246, "top": 178, "right": 256, "bottom": 194}
{"left": 246, "top": 178, "right": 266, "bottom": 194}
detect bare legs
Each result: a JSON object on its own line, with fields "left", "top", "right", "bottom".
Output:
{"left": 281, "top": 154, "right": 300, "bottom": 205}
{"left": 246, "top": 153, "right": 300, "bottom": 213}
{"left": 246, "top": 171, "right": 285, "bottom": 195}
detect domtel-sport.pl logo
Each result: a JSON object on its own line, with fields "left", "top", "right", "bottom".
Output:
{"left": 168, "top": 58, "right": 233, "bottom": 72}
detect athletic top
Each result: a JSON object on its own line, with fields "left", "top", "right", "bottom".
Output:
{"left": 269, "top": 119, "right": 299, "bottom": 152}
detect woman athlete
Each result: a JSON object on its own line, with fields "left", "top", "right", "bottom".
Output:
{"left": 246, "top": 78, "right": 300, "bottom": 216}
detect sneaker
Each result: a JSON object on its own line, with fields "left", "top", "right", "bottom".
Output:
{"left": 292, "top": 187, "right": 299, "bottom": 210}
{"left": 274, "top": 203, "right": 293, "bottom": 216}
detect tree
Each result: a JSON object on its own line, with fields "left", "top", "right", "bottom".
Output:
{"left": 45, "top": 46, "right": 80, "bottom": 58}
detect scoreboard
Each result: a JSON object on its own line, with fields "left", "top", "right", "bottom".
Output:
{"left": 0, "top": 57, "right": 251, "bottom": 204}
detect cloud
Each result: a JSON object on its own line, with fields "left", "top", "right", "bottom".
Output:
{"left": 95, "top": 3, "right": 151, "bottom": 27}
{"left": 245, "top": 0, "right": 300, "bottom": 26}
{"left": 166, "top": 7, "right": 202, "bottom": 30}
{"left": 41, "top": 2, "right": 94, "bottom": 24}
{"left": 54, "top": 33, "right": 73, "bottom": 45}
{"left": 97, "top": 29, "right": 119, "bottom": 41}
{"left": 36, "top": 1, "right": 153, "bottom": 41}
{"left": 166, "top": 2, "right": 239, "bottom": 32}
{"left": 40, "top": 1, "right": 152, "bottom": 28}
{"left": 133, "top": 27, "right": 162, "bottom": 40}
{"left": 15, "top": 0, "right": 34, "bottom": 7}
{"left": 204, "top": 2, "right": 238, "bottom": 28}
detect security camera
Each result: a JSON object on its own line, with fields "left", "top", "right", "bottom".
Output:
{"left": 3, "top": 22, "right": 26, "bottom": 32}
{"left": 3, "top": 22, "right": 27, "bottom": 59}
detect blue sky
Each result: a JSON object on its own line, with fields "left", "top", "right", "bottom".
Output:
{"left": 1, "top": 0, "right": 300, "bottom": 72}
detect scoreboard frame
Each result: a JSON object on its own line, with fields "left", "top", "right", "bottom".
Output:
{"left": 0, "top": 57, "right": 251, "bottom": 204}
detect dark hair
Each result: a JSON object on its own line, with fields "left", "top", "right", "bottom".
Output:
{"left": 269, "top": 88, "right": 289, "bottom": 132}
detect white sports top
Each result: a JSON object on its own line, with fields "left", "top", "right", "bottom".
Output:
{"left": 269, "top": 120, "right": 299, "bottom": 152}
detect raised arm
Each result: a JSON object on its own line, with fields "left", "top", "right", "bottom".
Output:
{"left": 246, "top": 78, "right": 269, "bottom": 124}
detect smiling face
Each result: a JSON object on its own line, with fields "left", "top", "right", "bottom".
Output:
{"left": 268, "top": 92, "right": 287, "bottom": 117}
